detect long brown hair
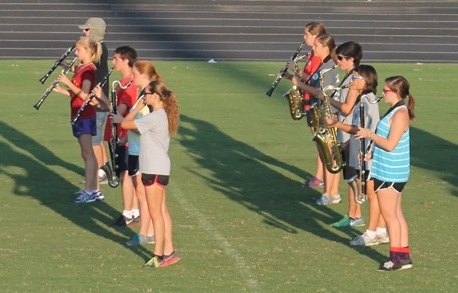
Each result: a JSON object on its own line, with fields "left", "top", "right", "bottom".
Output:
{"left": 146, "top": 80, "right": 180, "bottom": 135}
{"left": 315, "top": 34, "right": 336, "bottom": 62}
{"left": 385, "top": 75, "right": 415, "bottom": 120}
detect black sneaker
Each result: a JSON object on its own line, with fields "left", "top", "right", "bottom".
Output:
{"left": 112, "top": 215, "right": 127, "bottom": 227}
{"left": 378, "top": 259, "right": 413, "bottom": 272}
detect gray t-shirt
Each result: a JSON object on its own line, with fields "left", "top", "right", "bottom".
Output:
{"left": 349, "top": 92, "right": 380, "bottom": 170}
{"left": 335, "top": 74, "right": 353, "bottom": 143}
{"left": 134, "top": 108, "right": 171, "bottom": 175}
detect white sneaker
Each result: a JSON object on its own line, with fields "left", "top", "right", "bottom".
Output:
{"left": 376, "top": 232, "right": 390, "bottom": 244}
{"left": 350, "top": 232, "right": 379, "bottom": 246}
{"left": 316, "top": 194, "right": 341, "bottom": 205}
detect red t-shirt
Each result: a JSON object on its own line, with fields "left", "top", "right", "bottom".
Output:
{"left": 70, "top": 63, "right": 96, "bottom": 119}
{"left": 104, "top": 76, "right": 137, "bottom": 144}
{"left": 302, "top": 53, "right": 322, "bottom": 109}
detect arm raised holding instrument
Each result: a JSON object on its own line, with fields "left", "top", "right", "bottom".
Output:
{"left": 52, "top": 36, "right": 105, "bottom": 203}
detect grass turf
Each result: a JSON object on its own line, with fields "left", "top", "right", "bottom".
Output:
{"left": 0, "top": 60, "right": 457, "bottom": 292}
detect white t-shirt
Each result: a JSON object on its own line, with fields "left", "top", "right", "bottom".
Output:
{"left": 134, "top": 108, "right": 171, "bottom": 175}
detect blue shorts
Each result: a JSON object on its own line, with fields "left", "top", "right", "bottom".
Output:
{"left": 72, "top": 117, "right": 96, "bottom": 138}
{"left": 92, "top": 111, "right": 108, "bottom": 145}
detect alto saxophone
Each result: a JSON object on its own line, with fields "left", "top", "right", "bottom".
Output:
{"left": 283, "top": 53, "right": 310, "bottom": 120}
{"left": 312, "top": 65, "right": 343, "bottom": 174}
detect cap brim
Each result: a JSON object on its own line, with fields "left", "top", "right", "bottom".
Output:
{"left": 78, "top": 25, "right": 89, "bottom": 29}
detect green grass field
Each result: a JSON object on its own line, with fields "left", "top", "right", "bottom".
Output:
{"left": 1, "top": 60, "right": 457, "bottom": 292}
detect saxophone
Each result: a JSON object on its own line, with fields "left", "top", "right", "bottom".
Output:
{"left": 312, "top": 65, "right": 343, "bottom": 174}
{"left": 283, "top": 53, "right": 310, "bottom": 120}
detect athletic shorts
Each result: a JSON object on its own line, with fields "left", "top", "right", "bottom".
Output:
{"left": 72, "top": 117, "right": 96, "bottom": 138}
{"left": 128, "top": 155, "right": 140, "bottom": 177}
{"left": 141, "top": 174, "right": 169, "bottom": 187}
{"left": 340, "top": 141, "right": 357, "bottom": 180}
{"left": 373, "top": 178, "right": 407, "bottom": 193}
{"left": 115, "top": 145, "right": 128, "bottom": 173}
{"left": 92, "top": 111, "right": 108, "bottom": 145}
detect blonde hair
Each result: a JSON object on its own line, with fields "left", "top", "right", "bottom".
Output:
{"left": 76, "top": 36, "right": 102, "bottom": 63}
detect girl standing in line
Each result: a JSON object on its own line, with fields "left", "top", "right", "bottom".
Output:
{"left": 54, "top": 36, "right": 103, "bottom": 203}
{"left": 121, "top": 79, "right": 181, "bottom": 268}
{"left": 356, "top": 75, "right": 415, "bottom": 271}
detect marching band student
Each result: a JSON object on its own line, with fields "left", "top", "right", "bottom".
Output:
{"left": 283, "top": 21, "right": 327, "bottom": 189}
{"left": 78, "top": 17, "right": 113, "bottom": 186}
{"left": 92, "top": 46, "right": 140, "bottom": 227}
{"left": 324, "top": 41, "right": 364, "bottom": 224}
{"left": 111, "top": 61, "right": 160, "bottom": 245}
{"left": 53, "top": 36, "right": 103, "bottom": 203}
{"left": 325, "top": 65, "right": 389, "bottom": 246}
{"left": 121, "top": 79, "right": 181, "bottom": 268}
{"left": 290, "top": 34, "right": 340, "bottom": 205}
{"left": 356, "top": 75, "right": 415, "bottom": 271}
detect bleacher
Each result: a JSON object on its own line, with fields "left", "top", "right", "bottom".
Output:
{"left": 1, "top": 0, "right": 458, "bottom": 62}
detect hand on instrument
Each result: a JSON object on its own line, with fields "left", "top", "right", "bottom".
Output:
{"left": 52, "top": 85, "right": 69, "bottom": 96}
{"left": 92, "top": 85, "right": 102, "bottom": 99}
{"left": 355, "top": 127, "right": 372, "bottom": 139}
{"left": 56, "top": 72, "right": 71, "bottom": 87}
{"left": 324, "top": 116, "right": 338, "bottom": 127}
{"left": 109, "top": 113, "right": 124, "bottom": 124}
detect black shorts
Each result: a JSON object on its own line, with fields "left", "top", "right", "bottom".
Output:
{"left": 115, "top": 145, "right": 129, "bottom": 173}
{"left": 141, "top": 174, "right": 169, "bottom": 187}
{"left": 340, "top": 141, "right": 357, "bottom": 181}
{"left": 128, "top": 155, "right": 140, "bottom": 176}
{"left": 373, "top": 178, "right": 406, "bottom": 193}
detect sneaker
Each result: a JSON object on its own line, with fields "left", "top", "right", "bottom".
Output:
{"left": 350, "top": 232, "right": 379, "bottom": 246}
{"left": 378, "top": 259, "right": 413, "bottom": 271}
{"left": 73, "top": 190, "right": 97, "bottom": 203}
{"left": 303, "top": 176, "right": 324, "bottom": 188}
{"left": 127, "top": 216, "right": 140, "bottom": 227}
{"left": 330, "top": 215, "right": 350, "bottom": 227}
{"left": 316, "top": 194, "right": 341, "bottom": 205}
{"left": 350, "top": 217, "right": 365, "bottom": 227}
{"left": 143, "top": 256, "right": 163, "bottom": 268}
{"left": 126, "top": 234, "right": 154, "bottom": 246}
{"left": 93, "top": 190, "right": 105, "bottom": 201}
{"left": 376, "top": 232, "right": 390, "bottom": 244}
{"left": 98, "top": 174, "right": 108, "bottom": 185}
{"left": 161, "top": 251, "right": 181, "bottom": 267}
{"left": 112, "top": 215, "right": 127, "bottom": 227}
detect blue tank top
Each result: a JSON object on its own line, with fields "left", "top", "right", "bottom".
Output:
{"left": 371, "top": 105, "right": 410, "bottom": 183}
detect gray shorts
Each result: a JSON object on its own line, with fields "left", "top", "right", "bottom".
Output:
{"left": 92, "top": 111, "right": 108, "bottom": 145}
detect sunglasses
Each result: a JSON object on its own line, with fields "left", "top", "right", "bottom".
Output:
{"left": 337, "top": 55, "right": 347, "bottom": 61}
{"left": 351, "top": 75, "right": 364, "bottom": 80}
{"left": 383, "top": 88, "right": 396, "bottom": 94}
{"left": 83, "top": 28, "right": 90, "bottom": 32}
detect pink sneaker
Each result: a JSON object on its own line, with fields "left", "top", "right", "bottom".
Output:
{"left": 303, "top": 177, "right": 324, "bottom": 188}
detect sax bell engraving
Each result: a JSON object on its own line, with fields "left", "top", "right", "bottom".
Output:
{"left": 284, "top": 86, "right": 305, "bottom": 120}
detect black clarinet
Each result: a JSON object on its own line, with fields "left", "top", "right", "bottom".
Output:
{"left": 266, "top": 41, "right": 305, "bottom": 97}
{"left": 356, "top": 97, "right": 368, "bottom": 204}
{"left": 71, "top": 67, "right": 114, "bottom": 125}
{"left": 34, "top": 57, "right": 78, "bottom": 110}
{"left": 107, "top": 80, "right": 134, "bottom": 188}
{"left": 39, "top": 46, "right": 76, "bottom": 84}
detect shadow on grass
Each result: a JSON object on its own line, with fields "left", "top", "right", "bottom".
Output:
{"left": 178, "top": 115, "right": 387, "bottom": 263}
{"left": 0, "top": 121, "right": 151, "bottom": 261}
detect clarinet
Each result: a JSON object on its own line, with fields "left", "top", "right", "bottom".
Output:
{"left": 266, "top": 41, "right": 305, "bottom": 97}
{"left": 71, "top": 67, "right": 114, "bottom": 125}
{"left": 355, "top": 96, "right": 367, "bottom": 204}
{"left": 39, "top": 46, "right": 75, "bottom": 84}
{"left": 34, "top": 57, "right": 78, "bottom": 110}
{"left": 107, "top": 80, "right": 134, "bottom": 187}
